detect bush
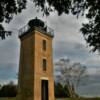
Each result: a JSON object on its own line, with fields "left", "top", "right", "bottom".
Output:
{"left": 55, "top": 82, "right": 69, "bottom": 98}
{"left": 0, "top": 82, "right": 17, "bottom": 97}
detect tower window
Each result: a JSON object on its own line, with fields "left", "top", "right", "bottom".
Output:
{"left": 43, "top": 40, "right": 46, "bottom": 51}
{"left": 43, "top": 59, "right": 47, "bottom": 71}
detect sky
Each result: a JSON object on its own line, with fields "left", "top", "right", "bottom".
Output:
{"left": 0, "top": 1, "right": 100, "bottom": 85}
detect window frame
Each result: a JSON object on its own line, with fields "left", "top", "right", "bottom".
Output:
{"left": 42, "top": 39, "right": 46, "bottom": 51}
{"left": 42, "top": 58, "right": 47, "bottom": 71}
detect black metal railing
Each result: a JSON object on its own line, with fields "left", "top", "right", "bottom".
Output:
{"left": 19, "top": 24, "right": 30, "bottom": 37}
{"left": 19, "top": 24, "right": 54, "bottom": 37}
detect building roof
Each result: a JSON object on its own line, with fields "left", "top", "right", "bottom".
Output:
{"left": 19, "top": 17, "right": 54, "bottom": 38}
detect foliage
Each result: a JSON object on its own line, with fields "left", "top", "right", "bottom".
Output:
{"left": 0, "top": 82, "right": 17, "bottom": 97}
{"left": 0, "top": 0, "right": 100, "bottom": 52}
{"left": 55, "top": 82, "right": 69, "bottom": 98}
{"left": 0, "top": 0, "right": 27, "bottom": 39}
{"left": 33, "top": 0, "right": 100, "bottom": 52}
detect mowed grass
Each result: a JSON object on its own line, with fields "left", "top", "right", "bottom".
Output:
{"left": 0, "top": 97, "right": 100, "bottom": 100}
{"left": 0, "top": 98, "right": 15, "bottom": 100}
{"left": 57, "top": 98, "right": 100, "bottom": 100}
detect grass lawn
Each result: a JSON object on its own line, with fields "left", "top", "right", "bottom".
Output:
{"left": 0, "top": 97, "right": 100, "bottom": 100}
{"left": 0, "top": 98, "right": 15, "bottom": 100}
{"left": 57, "top": 98, "right": 100, "bottom": 100}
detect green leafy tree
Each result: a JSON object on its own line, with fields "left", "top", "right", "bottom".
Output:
{"left": 0, "top": 0, "right": 27, "bottom": 39}
{"left": 0, "top": 81, "right": 17, "bottom": 97}
{"left": 0, "top": 0, "right": 100, "bottom": 52}
{"left": 55, "top": 82, "right": 68, "bottom": 98}
{"left": 33, "top": 0, "right": 100, "bottom": 52}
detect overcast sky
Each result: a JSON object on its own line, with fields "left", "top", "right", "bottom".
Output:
{"left": 0, "top": 1, "right": 100, "bottom": 84}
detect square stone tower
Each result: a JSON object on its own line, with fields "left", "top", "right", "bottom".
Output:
{"left": 17, "top": 17, "right": 55, "bottom": 100}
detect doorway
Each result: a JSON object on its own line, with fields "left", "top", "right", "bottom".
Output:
{"left": 41, "top": 80, "right": 48, "bottom": 100}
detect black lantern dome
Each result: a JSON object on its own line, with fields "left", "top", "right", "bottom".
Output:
{"left": 28, "top": 17, "right": 45, "bottom": 28}
{"left": 19, "top": 17, "right": 54, "bottom": 38}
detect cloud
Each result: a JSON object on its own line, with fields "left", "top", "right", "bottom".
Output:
{"left": 47, "top": 13, "right": 86, "bottom": 43}
{"left": 0, "top": 1, "right": 100, "bottom": 84}
{"left": 0, "top": 63, "right": 18, "bottom": 80}
{"left": 85, "top": 55, "right": 100, "bottom": 67}
{"left": 0, "top": 35, "right": 20, "bottom": 64}
{"left": 53, "top": 38, "right": 100, "bottom": 69}
{"left": 53, "top": 40, "right": 90, "bottom": 63}
{"left": 86, "top": 67, "right": 100, "bottom": 75}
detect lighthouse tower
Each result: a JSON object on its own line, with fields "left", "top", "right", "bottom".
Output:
{"left": 17, "top": 17, "right": 55, "bottom": 100}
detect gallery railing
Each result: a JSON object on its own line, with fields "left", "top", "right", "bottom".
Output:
{"left": 19, "top": 24, "right": 54, "bottom": 37}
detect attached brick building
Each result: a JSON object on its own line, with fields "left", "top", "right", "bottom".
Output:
{"left": 17, "top": 17, "right": 55, "bottom": 100}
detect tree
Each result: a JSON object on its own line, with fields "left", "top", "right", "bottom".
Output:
{"left": 33, "top": 0, "right": 100, "bottom": 52}
{"left": 54, "top": 82, "right": 69, "bottom": 98}
{"left": 0, "top": 0, "right": 100, "bottom": 52}
{"left": 55, "top": 58, "right": 86, "bottom": 97}
{"left": 0, "top": 0, "right": 27, "bottom": 39}
{"left": 0, "top": 81, "right": 17, "bottom": 97}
